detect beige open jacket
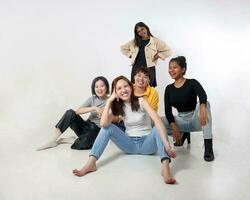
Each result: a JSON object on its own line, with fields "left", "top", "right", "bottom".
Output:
{"left": 120, "top": 36, "right": 171, "bottom": 67}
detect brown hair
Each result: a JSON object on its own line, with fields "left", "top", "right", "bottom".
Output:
{"left": 134, "top": 22, "right": 153, "bottom": 47}
{"left": 111, "top": 76, "right": 139, "bottom": 116}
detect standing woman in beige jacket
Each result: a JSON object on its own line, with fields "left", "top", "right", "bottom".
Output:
{"left": 121, "top": 22, "right": 171, "bottom": 87}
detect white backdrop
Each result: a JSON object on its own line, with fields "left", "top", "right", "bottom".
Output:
{"left": 0, "top": 0, "right": 250, "bottom": 146}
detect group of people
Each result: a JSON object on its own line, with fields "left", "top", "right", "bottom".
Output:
{"left": 37, "top": 22, "right": 214, "bottom": 184}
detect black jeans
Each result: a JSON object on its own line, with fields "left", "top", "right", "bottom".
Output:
{"left": 55, "top": 109, "right": 100, "bottom": 149}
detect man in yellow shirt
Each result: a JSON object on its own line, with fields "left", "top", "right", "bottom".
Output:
{"left": 133, "top": 67, "right": 159, "bottom": 112}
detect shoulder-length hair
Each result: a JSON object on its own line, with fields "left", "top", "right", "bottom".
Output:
{"left": 111, "top": 76, "right": 139, "bottom": 116}
{"left": 134, "top": 22, "right": 153, "bottom": 47}
{"left": 91, "top": 76, "right": 110, "bottom": 95}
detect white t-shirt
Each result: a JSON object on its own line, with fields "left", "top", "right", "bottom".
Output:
{"left": 123, "top": 98, "right": 152, "bottom": 136}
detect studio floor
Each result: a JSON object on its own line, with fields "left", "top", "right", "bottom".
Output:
{"left": 0, "top": 129, "right": 249, "bottom": 200}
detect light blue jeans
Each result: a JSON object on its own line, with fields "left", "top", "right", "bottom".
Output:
{"left": 162, "top": 102, "right": 213, "bottom": 139}
{"left": 90, "top": 123, "right": 170, "bottom": 162}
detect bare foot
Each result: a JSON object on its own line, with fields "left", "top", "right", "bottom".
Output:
{"left": 161, "top": 160, "right": 176, "bottom": 184}
{"left": 73, "top": 157, "right": 97, "bottom": 177}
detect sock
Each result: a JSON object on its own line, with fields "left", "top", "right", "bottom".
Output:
{"left": 36, "top": 128, "right": 62, "bottom": 151}
{"left": 57, "top": 136, "right": 76, "bottom": 144}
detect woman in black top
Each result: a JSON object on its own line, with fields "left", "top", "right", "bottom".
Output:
{"left": 163, "top": 56, "right": 214, "bottom": 161}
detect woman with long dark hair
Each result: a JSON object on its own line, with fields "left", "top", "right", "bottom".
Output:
{"left": 73, "top": 76, "right": 176, "bottom": 184}
{"left": 121, "top": 22, "right": 171, "bottom": 87}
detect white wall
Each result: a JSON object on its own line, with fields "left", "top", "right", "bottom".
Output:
{"left": 0, "top": 0, "right": 249, "bottom": 144}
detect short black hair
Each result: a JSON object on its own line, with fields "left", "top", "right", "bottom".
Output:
{"left": 134, "top": 66, "right": 151, "bottom": 80}
{"left": 91, "top": 76, "right": 110, "bottom": 95}
{"left": 169, "top": 56, "right": 187, "bottom": 75}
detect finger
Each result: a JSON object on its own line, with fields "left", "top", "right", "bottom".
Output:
{"left": 201, "top": 116, "right": 206, "bottom": 126}
{"left": 202, "top": 119, "right": 205, "bottom": 126}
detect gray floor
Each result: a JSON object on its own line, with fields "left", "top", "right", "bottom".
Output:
{"left": 0, "top": 129, "right": 249, "bottom": 200}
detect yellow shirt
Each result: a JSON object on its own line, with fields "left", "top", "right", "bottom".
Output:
{"left": 134, "top": 85, "right": 159, "bottom": 112}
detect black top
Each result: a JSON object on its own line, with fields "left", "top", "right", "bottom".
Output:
{"left": 164, "top": 79, "right": 207, "bottom": 123}
{"left": 134, "top": 39, "right": 150, "bottom": 67}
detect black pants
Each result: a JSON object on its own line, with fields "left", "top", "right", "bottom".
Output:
{"left": 131, "top": 65, "right": 157, "bottom": 87}
{"left": 55, "top": 109, "right": 100, "bottom": 149}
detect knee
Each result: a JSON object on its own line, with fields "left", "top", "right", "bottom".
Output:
{"left": 103, "top": 124, "right": 121, "bottom": 136}
{"left": 101, "top": 124, "right": 114, "bottom": 135}
{"left": 65, "top": 109, "right": 76, "bottom": 117}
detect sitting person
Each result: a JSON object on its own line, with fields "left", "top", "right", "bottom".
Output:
{"left": 162, "top": 56, "right": 214, "bottom": 161}
{"left": 37, "top": 76, "right": 109, "bottom": 151}
{"left": 133, "top": 67, "right": 159, "bottom": 112}
{"left": 134, "top": 67, "right": 190, "bottom": 144}
{"left": 73, "top": 76, "right": 176, "bottom": 184}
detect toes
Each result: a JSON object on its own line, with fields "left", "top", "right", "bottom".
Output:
{"left": 165, "top": 178, "right": 176, "bottom": 184}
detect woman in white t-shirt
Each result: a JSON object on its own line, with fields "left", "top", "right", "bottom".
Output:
{"left": 73, "top": 76, "right": 176, "bottom": 184}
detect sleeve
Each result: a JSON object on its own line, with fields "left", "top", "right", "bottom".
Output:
{"left": 164, "top": 86, "right": 175, "bottom": 123}
{"left": 120, "top": 40, "right": 134, "bottom": 58}
{"left": 81, "top": 96, "right": 93, "bottom": 107}
{"left": 155, "top": 38, "right": 171, "bottom": 60}
{"left": 192, "top": 79, "right": 207, "bottom": 104}
{"left": 151, "top": 89, "right": 159, "bottom": 112}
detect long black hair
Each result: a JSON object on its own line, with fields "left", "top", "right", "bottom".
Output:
{"left": 134, "top": 22, "right": 153, "bottom": 47}
{"left": 91, "top": 76, "right": 110, "bottom": 96}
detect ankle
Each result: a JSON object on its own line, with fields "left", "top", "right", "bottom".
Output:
{"left": 204, "top": 139, "right": 214, "bottom": 161}
{"left": 86, "top": 156, "right": 97, "bottom": 167}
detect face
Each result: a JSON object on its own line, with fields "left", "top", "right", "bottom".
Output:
{"left": 134, "top": 71, "right": 149, "bottom": 89}
{"left": 136, "top": 26, "right": 149, "bottom": 39}
{"left": 115, "top": 79, "right": 132, "bottom": 102}
{"left": 95, "top": 80, "right": 107, "bottom": 98}
{"left": 168, "top": 61, "right": 185, "bottom": 80}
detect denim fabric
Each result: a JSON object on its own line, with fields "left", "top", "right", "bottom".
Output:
{"left": 162, "top": 102, "right": 212, "bottom": 139}
{"left": 90, "top": 123, "right": 170, "bottom": 161}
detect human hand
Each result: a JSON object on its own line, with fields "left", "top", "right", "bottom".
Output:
{"left": 108, "top": 90, "right": 118, "bottom": 103}
{"left": 153, "top": 53, "right": 160, "bottom": 61}
{"left": 166, "top": 147, "right": 176, "bottom": 158}
{"left": 172, "top": 129, "right": 181, "bottom": 144}
{"left": 95, "top": 107, "right": 103, "bottom": 118}
{"left": 199, "top": 104, "right": 207, "bottom": 126}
